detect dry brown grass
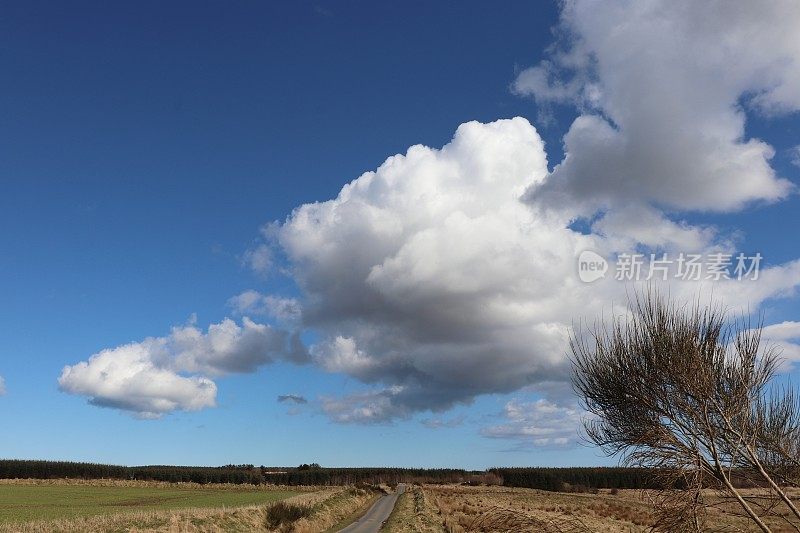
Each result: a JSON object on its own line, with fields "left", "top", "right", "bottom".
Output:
{"left": 383, "top": 485, "right": 444, "bottom": 533}
{"left": 427, "top": 485, "right": 617, "bottom": 533}
{"left": 693, "top": 487, "right": 800, "bottom": 532}
{"left": 401, "top": 485, "right": 800, "bottom": 533}
{"left": 293, "top": 486, "right": 378, "bottom": 533}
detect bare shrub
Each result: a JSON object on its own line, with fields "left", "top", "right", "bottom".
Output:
{"left": 571, "top": 289, "right": 800, "bottom": 532}
{"left": 265, "top": 502, "right": 312, "bottom": 529}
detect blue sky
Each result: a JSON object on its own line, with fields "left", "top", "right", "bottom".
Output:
{"left": 1, "top": 1, "right": 799, "bottom": 470}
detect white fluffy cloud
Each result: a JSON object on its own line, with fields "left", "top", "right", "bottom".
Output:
{"left": 515, "top": 0, "right": 798, "bottom": 215}
{"left": 273, "top": 118, "right": 593, "bottom": 422}
{"left": 253, "top": 116, "right": 800, "bottom": 425}
{"left": 228, "top": 291, "right": 302, "bottom": 324}
{"left": 242, "top": 244, "right": 273, "bottom": 274}
{"left": 760, "top": 321, "right": 800, "bottom": 369}
{"left": 321, "top": 387, "right": 407, "bottom": 424}
{"left": 482, "top": 399, "right": 583, "bottom": 448}
{"left": 59, "top": 318, "right": 307, "bottom": 418}
{"left": 59, "top": 343, "right": 217, "bottom": 419}
{"left": 591, "top": 205, "right": 717, "bottom": 253}
{"left": 791, "top": 146, "right": 800, "bottom": 168}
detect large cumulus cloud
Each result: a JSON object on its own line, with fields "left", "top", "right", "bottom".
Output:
{"left": 515, "top": 0, "right": 798, "bottom": 215}
{"left": 251, "top": 116, "right": 800, "bottom": 425}
{"left": 272, "top": 118, "right": 597, "bottom": 420}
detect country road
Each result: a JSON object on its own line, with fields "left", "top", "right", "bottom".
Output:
{"left": 338, "top": 484, "right": 405, "bottom": 533}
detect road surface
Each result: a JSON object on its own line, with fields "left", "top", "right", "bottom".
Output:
{"left": 338, "top": 484, "right": 405, "bottom": 533}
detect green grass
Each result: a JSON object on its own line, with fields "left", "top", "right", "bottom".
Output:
{"left": 0, "top": 484, "right": 298, "bottom": 524}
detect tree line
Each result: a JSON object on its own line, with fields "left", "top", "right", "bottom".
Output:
{"left": 0, "top": 460, "right": 263, "bottom": 485}
{"left": 490, "top": 467, "right": 658, "bottom": 491}
{"left": 0, "top": 459, "right": 660, "bottom": 490}
{"left": 0, "top": 460, "right": 473, "bottom": 485}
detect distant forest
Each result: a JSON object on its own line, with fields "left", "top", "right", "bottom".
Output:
{"left": 490, "top": 467, "right": 658, "bottom": 491}
{"left": 0, "top": 460, "right": 655, "bottom": 491}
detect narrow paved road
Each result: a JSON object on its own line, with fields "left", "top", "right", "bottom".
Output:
{"left": 338, "top": 484, "right": 405, "bottom": 533}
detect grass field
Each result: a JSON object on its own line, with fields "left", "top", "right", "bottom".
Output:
{"left": 0, "top": 482, "right": 298, "bottom": 524}
{"left": 10, "top": 480, "right": 800, "bottom": 532}
{"left": 0, "top": 481, "right": 384, "bottom": 532}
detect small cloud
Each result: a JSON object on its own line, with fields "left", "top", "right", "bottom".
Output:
{"left": 313, "top": 5, "right": 333, "bottom": 17}
{"left": 321, "top": 387, "right": 407, "bottom": 424}
{"left": 277, "top": 394, "right": 308, "bottom": 405}
{"left": 0, "top": 376, "right": 6, "bottom": 395}
{"left": 421, "top": 415, "right": 464, "bottom": 429}
{"left": 790, "top": 145, "right": 800, "bottom": 167}
{"left": 481, "top": 398, "right": 584, "bottom": 448}
{"left": 242, "top": 222, "right": 281, "bottom": 275}
{"left": 228, "top": 290, "right": 263, "bottom": 314}
{"left": 228, "top": 291, "right": 302, "bottom": 324}
{"left": 242, "top": 244, "right": 273, "bottom": 274}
